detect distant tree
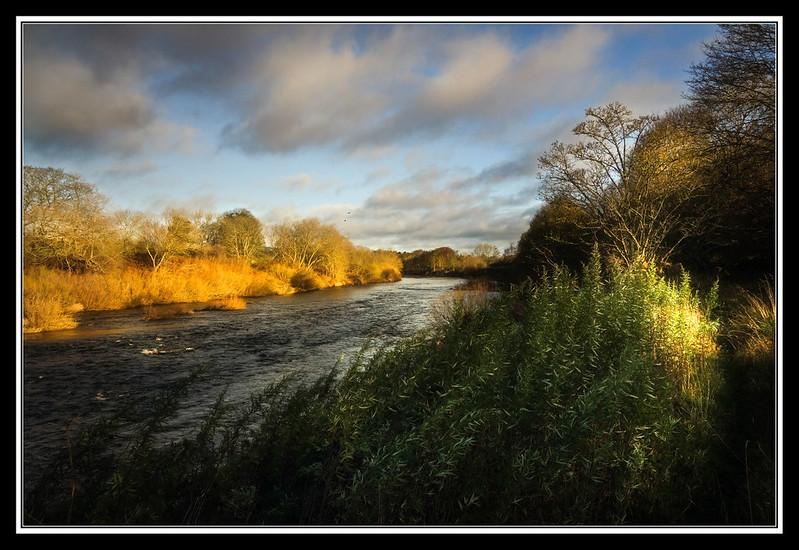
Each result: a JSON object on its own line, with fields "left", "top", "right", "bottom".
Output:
{"left": 209, "top": 209, "right": 265, "bottom": 261}
{"left": 135, "top": 211, "right": 201, "bottom": 271}
{"left": 429, "top": 247, "right": 458, "bottom": 272}
{"left": 269, "top": 218, "right": 351, "bottom": 279}
{"left": 473, "top": 243, "right": 500, "bottom": 261}
{"left": 503, "top": 243, "right": 518, "bottom": 258}
{"left": 23, "top": 166, "right": 119, "bottom": 272}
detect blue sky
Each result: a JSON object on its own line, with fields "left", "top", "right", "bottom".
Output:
{"left": 22, "top": 22, "right": 719, "bottom": 252}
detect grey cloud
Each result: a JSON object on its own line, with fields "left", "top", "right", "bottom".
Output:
{"left": 23, "top": 51, "right": 196, "bottom": 157}
{"left": 24, "top": 24, "right": 617, "bottom": 155}
{"left": 450, "top": 151, "right": 540, "bottom": 191}
{"left": 99, "top": 160, "right": 159, "bottom": 180}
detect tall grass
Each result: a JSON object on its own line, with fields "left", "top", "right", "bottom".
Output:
{"left": 726, "top": 282, "right": 775, "bottom": 363}
{"left": 26, "top": 252, "right": 743, "bottom": 525}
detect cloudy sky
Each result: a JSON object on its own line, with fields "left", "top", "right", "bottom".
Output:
{"left": 22, "top": 21, "right": 719, "bottom": 252}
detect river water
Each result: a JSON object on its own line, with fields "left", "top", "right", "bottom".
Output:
{"left": 23, "top": 276, "right": 464, "bottom": 483}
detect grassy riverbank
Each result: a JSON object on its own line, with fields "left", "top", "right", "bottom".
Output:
{"left": 23, "top": 256, "right": 402, "bottom": 333}
{"left": 24, "top": 252, "right": 775, "bottom": 524}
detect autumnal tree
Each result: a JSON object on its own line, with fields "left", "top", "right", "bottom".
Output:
{"left": 23, "top": 166, "right": 119, "bottom": 272}
{"left": 269, "top": 218, "right": 351, "bottom": 279}
{"left": 538, "top": 102, "right": 709, "bottom": 266}
{"left": 209, "top": 209, "right": 265, "bottom": 261}
{"left": 473, "top": 243, "right": 500, "bottom": 261}
{"left": 516, "top": 195, "right": 594, "bottom": 276}
{"left": 134, "top": 211, "right": 201, "bottom": 271}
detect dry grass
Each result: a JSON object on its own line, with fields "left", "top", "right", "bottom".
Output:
{"left": 23, "top": 255, "right": 403, "bottom": 333}
{"left": 290, "top": 269, "right": 328, "bottom": 291}
{"left": 23, "top": 295, "right": 78, "bottom": 333}
{"left": 727, "top": 283, "right": 775, "bottom": 362}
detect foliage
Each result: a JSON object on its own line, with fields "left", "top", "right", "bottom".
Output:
{"left": 401, "top": 247, "right": 488, "bottom": 275}
{"left": 516, "top": 195, "right": 594, "bottom": 277}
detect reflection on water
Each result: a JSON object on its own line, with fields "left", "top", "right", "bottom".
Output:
{"left": 23, "top": 277, "right": 464, "bottom": 482}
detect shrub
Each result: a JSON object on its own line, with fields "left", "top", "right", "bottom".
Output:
{"left": 290, "top": 269, "right": 325, "bottom": 291}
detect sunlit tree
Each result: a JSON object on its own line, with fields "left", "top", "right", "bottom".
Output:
{"left": 538, "top": 102, "right": 708, "bottom": 266}
{"left": 209, "top": 209, "right": 265, "bottom": 261}
{"left": 23, "top": 166, "right": 119, "bottom": 272}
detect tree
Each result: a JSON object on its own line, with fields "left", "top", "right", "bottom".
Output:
{"left": 135, "top": 211, "right": 200, "bottom": 271}
{"left": 686, "top": 24, "right": 775, "bottom": 160}
{"left": 538, "top": 103, "right": 706, "bottom": 267}
{"left": 23, "top": 166, "right": 119, "bottom": 272}
{"left": 473, "top": 243, "right": 500, "bottom": 261}
{"left": 269, "top": 218, "right": 351, "bottom": 279}
{"left": 517, "top": 195, "right": 594, "bottom": 276}
{"left": 681, "top": 24, "right": 776, "bottom": 277}
{"left": 502, "top": 243, "right": 518, "bottom": 258}
{"left": 210, "top": 209, "right": 265, "bottom": 261}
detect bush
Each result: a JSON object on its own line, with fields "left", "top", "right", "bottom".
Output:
{"left": 290, "top": 269, "right": 325, "bottom": 291}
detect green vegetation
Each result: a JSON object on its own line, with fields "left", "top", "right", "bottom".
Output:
{"left": 24, "top": 251, "right": 774, "bottom": 524}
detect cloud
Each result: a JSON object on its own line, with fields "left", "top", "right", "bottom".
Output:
{"left": 602, "top": 77, "right": 684, "bottom": 116}
{"left": 24, "top": 52, "right": 196, "bottom": 157}
{"left": 306, "top": 166, "right": 539, "bottom": 251}
{"left": 220, "top": 25, "right": 613, "bottom": 153}
{"left": 24, "top": 24, "right": 617, "bottom": 156}
{"left": 278, "top": 173, "right": 314, "bottom": 190}
{"left": 99, "top": 160, "right": 159, "bottom": 180}
{"left": 450, "top": 151, "right": 539, "bottom": 191}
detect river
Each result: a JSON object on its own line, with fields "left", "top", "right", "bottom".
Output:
{"left": 22, "top": 276, "right": 464, "bottom": 484}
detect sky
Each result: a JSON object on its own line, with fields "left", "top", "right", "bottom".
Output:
{"left": 22, "top": 21, "right": 719, "bottom": 253}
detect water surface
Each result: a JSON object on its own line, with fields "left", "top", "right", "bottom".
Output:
{"left": 23, "top": 277, "right": 464, "bottom": 482}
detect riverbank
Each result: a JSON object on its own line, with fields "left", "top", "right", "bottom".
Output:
{"left": 23, "top": 255, "right": 775, "bottom": 524}
{"left": 23, "top": 257, "right": 402, "bottom": 334}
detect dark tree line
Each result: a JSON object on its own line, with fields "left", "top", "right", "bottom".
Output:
{"left": 517, "top": 24, "right": 776, "bottom": 281}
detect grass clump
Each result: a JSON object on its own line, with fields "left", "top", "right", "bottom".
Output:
{"left": 23, "top": 294, "right": 79, "bottom": 333}
{"left": 726, "top": 283, "right": 775, "bottom": 363}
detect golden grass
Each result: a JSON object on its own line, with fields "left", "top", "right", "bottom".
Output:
{"left": 728, "top": 283, "right": 775, "bottom": 362}
{"left": 23, "top": 255, "right": 403, "bottom": 333}
{"left": 23, "top": 294, "right": 78, "bottom": 333}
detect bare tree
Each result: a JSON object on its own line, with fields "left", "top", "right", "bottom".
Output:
{"left": 473, "top": 243, "right": 500, "bottom": 261}
{"left": 23, "top": 166, "right": 119, "bottom": 272}
{"left": 269, "top": 218, "right": 351, "bottom": 278}
{"left": 686, "top": 24, "right": 775, "bottom": 159}
{"left": 135, "top": 211, "right": 201, "bottom": 271}
{"left": 209, "top": 209, "right": 265, "bottom": 261}
{"left": 538, "top": 103, "right": 707, "bottom": 266}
